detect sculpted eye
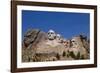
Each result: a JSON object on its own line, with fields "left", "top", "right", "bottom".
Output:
{"left": 72, "top": 41, "right": 75, "bottom": 42}
{"left": 48, "top": 33, "right": 50, "bottom": 34}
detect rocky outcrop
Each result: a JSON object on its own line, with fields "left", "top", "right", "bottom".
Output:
{"left": 22, "top": 29, "right": 90, "bottom": 62}
{"left": 22, "top": 29, "right": 48, "bottom": 62}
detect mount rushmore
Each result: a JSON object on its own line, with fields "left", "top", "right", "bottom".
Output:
{"left": 22, "top": 29, "right": 90, "bottom": 62}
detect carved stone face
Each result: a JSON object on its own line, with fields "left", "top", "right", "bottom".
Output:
{"left": 71, "top": 38, "right": 78, "bottom": 48}
{"left": 56, "top": 34, "right": 62, "bottom": 42}
{"left": 48, "top": 30, "right": 56, "bottom": 40}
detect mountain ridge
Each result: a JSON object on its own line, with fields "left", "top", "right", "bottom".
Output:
{"left": 22, "top": 29, "right": 90, "bottom": 62}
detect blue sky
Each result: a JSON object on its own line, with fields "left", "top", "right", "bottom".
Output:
{"left": 22, "top": 10, "right": 90, "bottom": 39}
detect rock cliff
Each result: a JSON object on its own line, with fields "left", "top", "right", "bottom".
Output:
{"left": 22, "top": 29, "right": 90, "bottom": 62}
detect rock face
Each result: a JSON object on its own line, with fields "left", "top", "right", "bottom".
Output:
{"left": 22, "top": 29, "right": 48, "bottom": 62}
{"left": 22, "top": 29, "right": 90, "bottom": 62}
